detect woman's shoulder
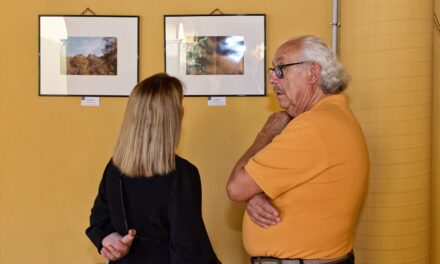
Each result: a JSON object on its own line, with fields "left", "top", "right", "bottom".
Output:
{"left": 175, "top": 155, "right": 198, "bottom": 171}
{"left": 105, "top": 158, "right": 120, "bottom": 174}
{"left": 174, "top": 155, "right": 201, "bottom": 183}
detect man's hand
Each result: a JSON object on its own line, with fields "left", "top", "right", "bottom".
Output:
{"left": 101, "top": 229, "right": 136, "bottom": 261}
{"left": 247, "top": 193, "right": 281, "bottom": 228}
{"left": 257, "top": 112, "right": 292, "bottom": 145}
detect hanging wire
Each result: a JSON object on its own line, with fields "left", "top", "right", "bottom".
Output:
{"left": 80, "top": 7, "right": 96, "bottom": 16}
{"left": 434, "top": 12, "right": 440, "bottom": 32}
{"left": 209, "top": 8, "right": 224, "bottom": 15}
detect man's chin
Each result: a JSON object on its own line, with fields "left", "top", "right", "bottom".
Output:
{"left": 278, "top": 104, "right": 296, "bottom": 117}
{"left": 277, "top": 101, "right": 289, "bottom": 110}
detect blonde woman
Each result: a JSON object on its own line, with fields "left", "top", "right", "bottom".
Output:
{"left": 86, "top": 73, "right": 219, "bottom": 264}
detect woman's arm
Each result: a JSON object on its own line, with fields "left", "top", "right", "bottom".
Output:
{"left": 85, "top": 162, "right": 117, "bottom": 252}
{"left": 168, "top": 161, "right": 219, "bottom": 264}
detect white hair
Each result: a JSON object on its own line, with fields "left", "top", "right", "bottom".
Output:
{"left": 294, "top": 35, "right": 350, "bottom": 94}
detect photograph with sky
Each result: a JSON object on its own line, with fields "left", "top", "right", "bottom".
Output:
{"left": 61, "top": 36, "right": 117, "bottom": 75}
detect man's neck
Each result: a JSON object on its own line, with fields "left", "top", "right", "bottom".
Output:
{"left": 294, "top": 84, "right": 327, "bottom": 117}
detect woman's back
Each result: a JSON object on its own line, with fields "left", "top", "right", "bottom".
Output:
{"left": 87, "top": 155, "right": 218, "bottom": 263}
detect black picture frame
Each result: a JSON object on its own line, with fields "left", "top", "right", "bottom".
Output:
{"left": 164, "top": 14, "right": 266, "bottom": 96}
{"left": 39, "top": 15, "right": 139, "bottom": 96}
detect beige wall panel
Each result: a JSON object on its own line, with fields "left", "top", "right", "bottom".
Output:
{"left": 433, "top": 0, "right": 440, "bottom": 263}
{"left": 341, "top": 0, "right": 432, "bottom": 263}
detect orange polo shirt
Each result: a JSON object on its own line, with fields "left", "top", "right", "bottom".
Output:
{"left": 244, "top": 94, "right": 369, "bottom": 259}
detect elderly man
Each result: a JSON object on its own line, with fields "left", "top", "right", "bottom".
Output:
{"left": 227, "top": 35, "right": 369, "bottom": 264}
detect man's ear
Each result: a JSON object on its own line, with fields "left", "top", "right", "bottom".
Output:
{"left": 308, "top": 61, "right": 321, "bottom": 84}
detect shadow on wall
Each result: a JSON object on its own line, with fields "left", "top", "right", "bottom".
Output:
{"left": 226, "top": 201, "right": 246, "bottom": 231}
{"left": 226, "top": 201, "right": 250, "bottom": 263}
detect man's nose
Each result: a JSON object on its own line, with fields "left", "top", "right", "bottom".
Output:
{"left": 268, "top": 70, "right": 279, "bottom": 84}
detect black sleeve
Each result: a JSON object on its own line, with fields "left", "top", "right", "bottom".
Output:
{"left": 85, "top": 161, "right": 116, "bottom": 253}
{"left": 168, "top": 162, "right": 219, "bottom": 264}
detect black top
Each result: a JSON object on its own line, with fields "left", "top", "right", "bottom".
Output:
{"left": 86, "top": 156, "right": 218, "bottom": 264}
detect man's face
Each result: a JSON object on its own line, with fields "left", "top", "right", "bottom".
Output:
{"left": 269, "top": 45, "right": 310, "bottom": 117}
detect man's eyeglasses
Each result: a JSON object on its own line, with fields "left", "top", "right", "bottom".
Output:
{"left": 268, "top": 61, "right": 308, "bottom": 79}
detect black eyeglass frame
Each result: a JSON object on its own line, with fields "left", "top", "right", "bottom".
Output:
{"left": 268, "top": 61, "right": 308, "bottom": 79}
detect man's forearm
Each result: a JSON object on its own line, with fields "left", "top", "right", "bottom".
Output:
{"left": 232, "top": 132, "right": 273, "bottom": 174}
{"left": 227, "top": 112, "right": 292, "bottom": 202}
{"left": 227, "top": 133, "right": 273, "bottom": 201}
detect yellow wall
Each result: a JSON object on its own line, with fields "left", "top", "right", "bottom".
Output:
{"left": 341, "top": 0, "right": 432, "bottom": 263}
{"left": 2, "top": 1, "right": 438, "bottom": 263}
{"left": 433, "top": 0, "right": 440, "bottom": 263}
{"left": 0, "top": 1, "right": 332, "bottom": 263}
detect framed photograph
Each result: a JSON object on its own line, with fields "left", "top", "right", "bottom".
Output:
{"left": 39, "top": 15, "right": 139, "bottom": 96}
{"left": 164, "top": 14, "right": 266, "bottom": 96}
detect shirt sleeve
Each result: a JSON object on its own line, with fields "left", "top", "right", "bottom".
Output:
{"left": 168, "top": 161, "right": 219, "bottom": 264}
{"left": 85, "top": 161, "right": 116, "bottom": 252}
{"left": 245, "top": 118, "right": 329, "bottom": 199}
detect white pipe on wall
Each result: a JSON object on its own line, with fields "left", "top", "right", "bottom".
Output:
{"left": 332, "top": 0, "right": 339, "bottom": 54}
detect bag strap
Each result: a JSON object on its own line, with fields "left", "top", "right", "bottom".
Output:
{"left": 119, "top": 174, "right": 169, "bottom": 242}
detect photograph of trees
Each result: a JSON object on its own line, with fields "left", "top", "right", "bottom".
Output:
{"left": 61, "top": 37, "right": 117, "bottom": 75}
{"left": 185, "top": 36, "right": 245, "bottom": 75}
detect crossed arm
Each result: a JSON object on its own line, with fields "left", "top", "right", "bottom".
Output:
{"left": 226, "top": 112, "right": 292, "bottom": 227}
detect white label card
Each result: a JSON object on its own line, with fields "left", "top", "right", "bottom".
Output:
{"left": 207, "top": 96, "right": 226, "bottom": 106}
{"left": 81, "top": 97, "right": 100, "bottom": 106}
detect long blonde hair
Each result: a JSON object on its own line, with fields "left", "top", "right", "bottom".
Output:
{"left": 113, "top": 73, "right": 183, "bottom": 177}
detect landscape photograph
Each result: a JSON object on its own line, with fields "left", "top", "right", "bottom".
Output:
{"left": 61, "top": 36, "right": 117, "bottom": 75}
{"left": 186, "top": 36, "right": 245, "bottom": 75}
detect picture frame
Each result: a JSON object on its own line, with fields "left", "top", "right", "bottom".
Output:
{"left": 39, "top": 15, "right": 139, "bottom": 96}
{"left": 164, "top": 14, "right": 266, "bottom": 96}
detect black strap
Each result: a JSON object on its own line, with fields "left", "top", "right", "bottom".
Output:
{"left": 119, "top": 175, "right": 169, "bottom": 243}
{"left": 119, "top": 176, "right": 129, "bottom": 232}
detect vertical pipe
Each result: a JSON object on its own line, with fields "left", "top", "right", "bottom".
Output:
{"left": 332, "top": 0, "right": 339, "bottom": 54}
